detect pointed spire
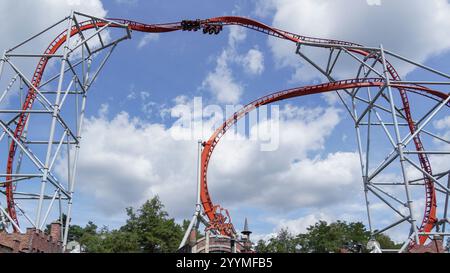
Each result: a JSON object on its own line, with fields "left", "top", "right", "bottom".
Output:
{"left": 241, "top": 217, "right": 252, "bottom": 236}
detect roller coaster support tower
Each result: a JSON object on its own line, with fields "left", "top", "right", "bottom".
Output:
{"left": 0, "top": 12, "right": 131, "bottom": 250}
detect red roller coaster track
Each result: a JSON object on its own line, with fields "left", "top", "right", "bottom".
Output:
{"left": 4, "top": 16, "right": 449, "bottom": 246}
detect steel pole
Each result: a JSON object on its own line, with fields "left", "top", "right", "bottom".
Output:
{"left": 36, "top": 13, "right": 74, "bottom": 228}
{"left": 0, "top": 50, "right": 6, "bottom": 83}
{"left": 63, "top": 55, "right": 91, "bottom": 250}
{"left": 380, "top": 44, "right": 419, "bottom": 243}
{"left": 179, "top": 140, "right": 203, "bottom": 250}
{"left": 442, "top": 174, "right": 450, "bottom": 236}
{"left": 353, "top": 95, "right": 373, "bottom": 233}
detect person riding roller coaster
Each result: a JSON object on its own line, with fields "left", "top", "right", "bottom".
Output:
{"left": 181, "top": 19, "right": 222, "bottom": 35}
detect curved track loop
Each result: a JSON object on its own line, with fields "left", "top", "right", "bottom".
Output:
{"left": 200, "top": 79, "right": 447, "bottom": 239}
{"left": 4, "top": 16, "right": 448, "bottom": 245}
{"left": 203, "top": 17, "right": 443, "bottom": 245}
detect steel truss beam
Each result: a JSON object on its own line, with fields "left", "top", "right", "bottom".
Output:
{"left": 0, "top": 11, "right": 130, "bottom": 251}
{"left": 295, "top": 40, "right": 450, "bottom": 251}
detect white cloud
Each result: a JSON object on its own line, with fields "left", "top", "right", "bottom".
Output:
{"left": 239, "top": 48, "right": 265, "bottom": 75}
{"left": 55, "top": 101, "right": 361, "bottom": 223}
{"left": 432, "top": 116, "right": 450, "bottom": 152}
{"left": 321, "top": 92, "right": 340, "bottom": 106}
{"left": 56, "top": 111, "right": 199, "bottom": 218}
{"left": 0, "top": 0, "right": 107, "bottom": 106}
{"left": 219, "top": 151, "right": 361, "bottom": 210}
{"left": 0, "top": 0, "right": 106, "bottom": 53}
{"left": 258, "top": 0, "right": 450, "bottom": 82}
{"left": 228, "top": 26, "right": 247, "bottom": 48}
{"left": 270, "top": 212, "right": 334, "bottom": 234}
{"left": 192, "top": 104, "right": 360, "bottom": 212}
{"left": 256, "top": 200, "right": 376, "bottom": 239}
{"left": 137, "top": 33, "right": 160, "bottom": 49}
{"left": 434, "top": 116, "right": 450, "bottom": 130}
{"left": 98, "top": 103, "right": 109, "bottom": 118}
{"left": 201, "top": 27, "right": 265, "bottom": 103}
{"left": 126, "top": 91, "right": 137, "bottom": 100}
{"left": 201, "top": 50, "right": 243, "bottom": 104}
{"left": 201, "top": 27, "right": 246, "bottom": 104}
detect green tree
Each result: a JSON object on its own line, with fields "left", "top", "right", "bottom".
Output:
{"left": 298, "top": 220, "right": 370, "bottom": 253}
{"left": 374, "top": 233, "right": 402, "bottom": 249}
{"left": 262, "top": 229, "right": 299, "bottom": 253}
{"left": 79, "top": 224, "right": 141, "bottom": 253}
{"left": 255, "top": 239, "right": 270, "bottom": 253}
{"left": 82, "top": 221, "right": 98, "bottom": 235}
{"left": 120, "top": 196, "right": 184, "bottom": 252}
{"left": 87, "top": 227, "right": 141, "bottom": 253}
{"left": 256, "top": 220, "right": 399, "bottom": 253}
{"left": 45, "top": 197, "right": 188, "bottom": 253}
{"left": 79, "top": 231, "right": 104, "bottom": 253}
{"left": 67, "top": 224, "right": 85, "bottom": 242}
{"left": 78, "top": 222, "right": 102, "bottom": 252}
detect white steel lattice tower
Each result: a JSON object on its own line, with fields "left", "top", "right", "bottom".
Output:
{"left": 0, "top": 12, "right": 130, "bottom": 249}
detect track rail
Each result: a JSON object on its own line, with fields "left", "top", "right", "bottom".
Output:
{"left": 200, "top": 78, "right": 447, "bottom": 239}
{"left": 3, "top": 15, "right": 448, "bottom": 245}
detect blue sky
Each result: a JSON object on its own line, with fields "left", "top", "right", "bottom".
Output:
{"left": 1, "top": 0, "right": 450, "bottom": 243}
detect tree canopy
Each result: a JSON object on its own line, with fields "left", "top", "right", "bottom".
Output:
{"left": 255, "top": 220, "right": 401, "bottom": 253}
{"left": 119, "top": 197, "right": 183, "bottom": 252}
{"left": 62, "top": 197, "right": 400, "bottom": 253}
{"left": 66, "top": 196, "right": 185, "bottom": 253}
